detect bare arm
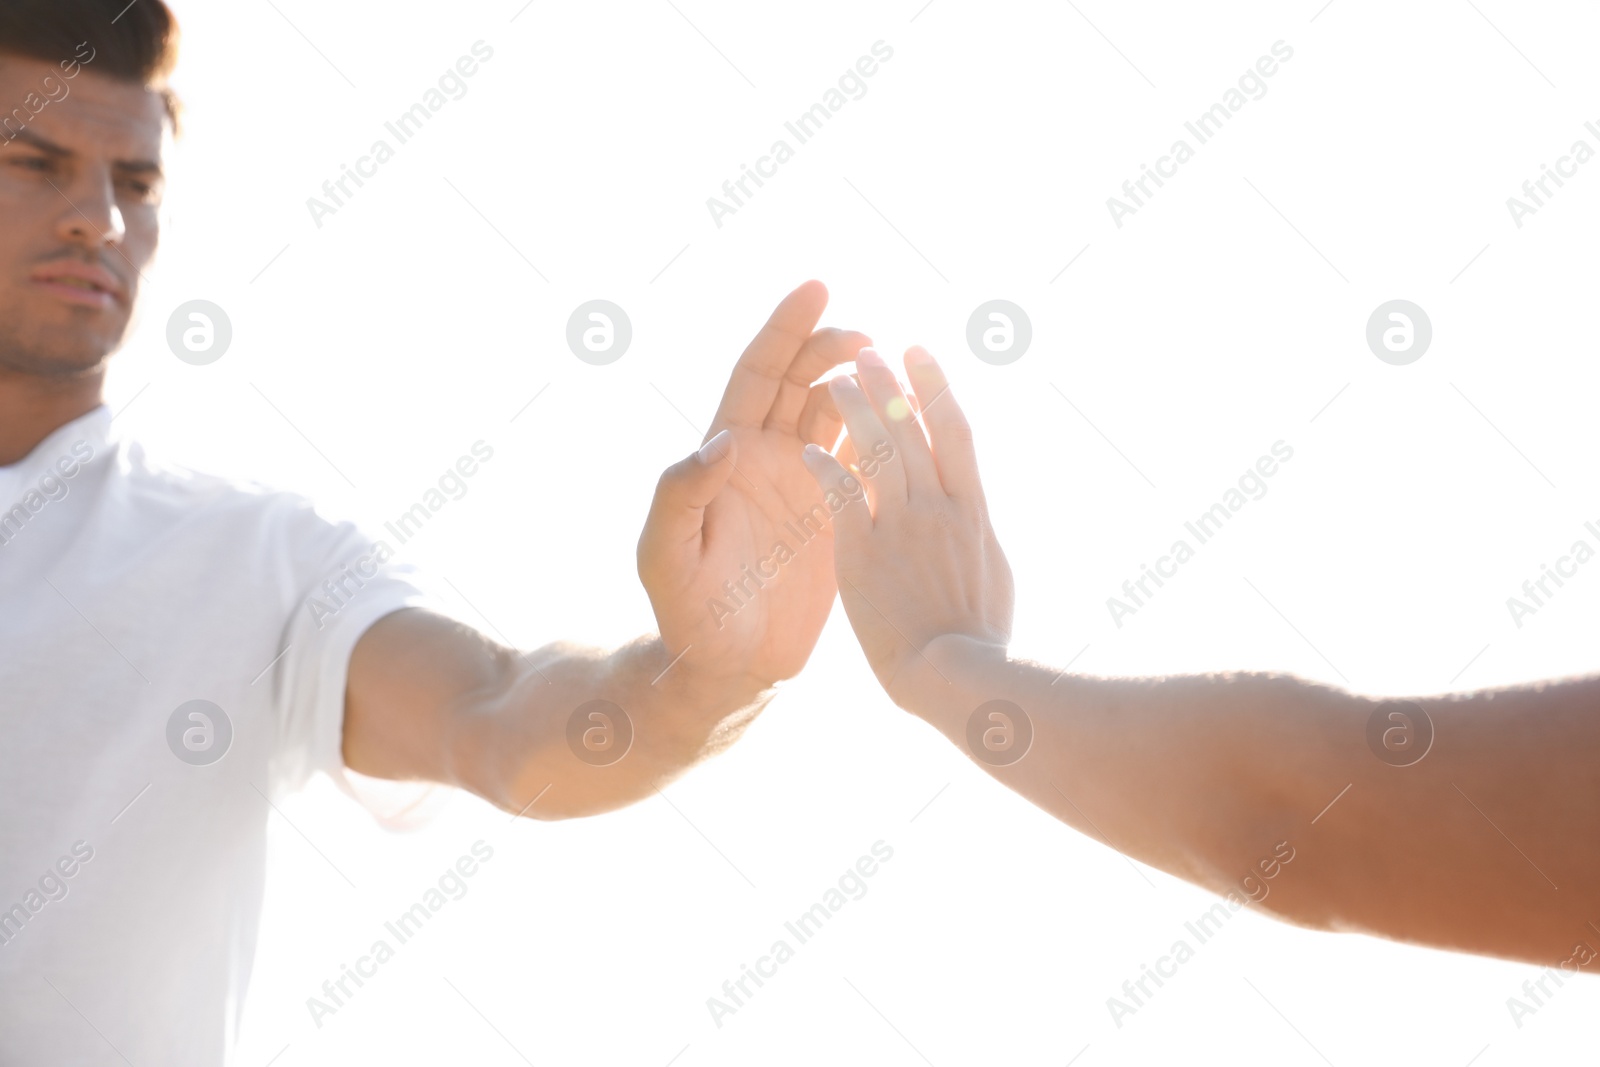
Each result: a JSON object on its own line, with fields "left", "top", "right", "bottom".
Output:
{"left": 345, "top": 610, "right": 772, "bottom": 819}
{"left": 343, "top": 282, "right": 869, "bottom": 820}
{"left": 905, "top": 641, "right": 1600, "bottom": 968}
{"left": 802, "top": 345, "right": 1600, "bottom": 969}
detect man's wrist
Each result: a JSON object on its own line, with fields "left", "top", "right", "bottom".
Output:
{"left": 637, "top": 638, "right": 774, "bottom": 759}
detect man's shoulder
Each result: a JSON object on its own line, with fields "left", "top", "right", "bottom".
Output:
{"left": 107, "top": 437, "right": 365, "bottom": 559}
{"left": 114, "top": 436, "right": 301, "bottom": 516}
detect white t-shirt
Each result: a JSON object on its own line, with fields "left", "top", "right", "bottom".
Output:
{"left": 0, "top": 405, "right": 432, "bottom": 1064}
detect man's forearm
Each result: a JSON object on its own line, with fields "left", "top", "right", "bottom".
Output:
{"left": 902, "top": 636, "right": 1600, "bottom": 968}
{"left": 448, "top": 635, "right": 775, "bottom": 820}
{"left": 344, "top": 609, "right": 773, "bottom": 821}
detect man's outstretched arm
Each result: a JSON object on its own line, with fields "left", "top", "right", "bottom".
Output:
{"left": 344, "top": 612, "right": 774, "bottom": 820}
{"left": 801, "top": 345, "right": 1600, "bottom": 970}
{"left": 342, "top": 281, "right": 868, "bottom": 820}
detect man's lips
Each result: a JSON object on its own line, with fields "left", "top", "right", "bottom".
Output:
{"left": 30, "top": 261, "right": 128, "bottom": 310}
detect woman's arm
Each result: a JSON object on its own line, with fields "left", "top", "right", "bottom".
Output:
{"left": 802, "top": 345, "right": 1600, "bottom": 969}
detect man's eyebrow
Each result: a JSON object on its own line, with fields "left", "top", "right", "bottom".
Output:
{"left": 5, "top": 129, "right": 70, "bottom": 156}
{"left": 5, "top": 128, "right": 161, "bottom": 173}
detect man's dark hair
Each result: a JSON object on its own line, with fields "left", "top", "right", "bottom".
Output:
{"left": 0, "top": 0, "right": 181, "bottom": 125}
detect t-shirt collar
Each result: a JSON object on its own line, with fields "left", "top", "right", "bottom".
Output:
{"left": 0, "top": 404, "right": 113, "bottom": 512}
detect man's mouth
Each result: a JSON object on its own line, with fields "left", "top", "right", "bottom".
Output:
{"left": 30, "top": 262, "right": 127, "bottom": 311}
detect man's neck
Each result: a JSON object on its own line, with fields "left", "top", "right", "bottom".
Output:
{"left": 0, "top": 366, "right": 106, "bottom": 466}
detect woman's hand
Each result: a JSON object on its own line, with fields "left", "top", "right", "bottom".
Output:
{"left": 800, "top": 346, "right": 1013, "bottom": 711}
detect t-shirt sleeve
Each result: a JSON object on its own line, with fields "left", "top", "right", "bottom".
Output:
{"left": 264, "top": 495, "right": 445, "bottom": 822}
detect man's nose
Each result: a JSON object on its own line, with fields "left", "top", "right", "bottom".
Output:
{"left": 54, "top": 167, "right": 126, "bottom": 250}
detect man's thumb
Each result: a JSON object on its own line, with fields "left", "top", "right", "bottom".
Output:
{"left": 638, "top": 430, "right": 736, "bottom": 573}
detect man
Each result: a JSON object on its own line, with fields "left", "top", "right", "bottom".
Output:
{"left": 802, "top": 345, "right": 1600, "bottom": 973}
{"left": 0, "top": 2, "right": 867, "bottom": 1060}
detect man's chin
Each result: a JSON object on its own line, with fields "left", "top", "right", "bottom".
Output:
{"left": 0, "top": 342, "right": 118, "bottom": 380}
{"left": 0, "top": 320, "right": 127, "bottom": 379}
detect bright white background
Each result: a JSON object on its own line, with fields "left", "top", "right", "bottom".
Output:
{"left": 106, "top": 0, "right": 1600, "bottom": 1063}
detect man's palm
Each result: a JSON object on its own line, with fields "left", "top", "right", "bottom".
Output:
{"left": 638, "top": 281, "right": 869, "bottom": 687}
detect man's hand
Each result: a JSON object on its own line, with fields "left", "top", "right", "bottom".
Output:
{"left": 799, "top": 345, "right": 1013, "bottom": 710}
{"left": 638, "top": 280, "right": 870, "bottom": 693}
{"left": 344, "top": 281, "right": 869, "bottom": 820}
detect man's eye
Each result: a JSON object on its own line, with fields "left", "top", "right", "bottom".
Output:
{"left": 119, "top": 178, "right": 162, "bottom": 204}
{"left": 9, "top": 156, "right": 53, "bottom": 172}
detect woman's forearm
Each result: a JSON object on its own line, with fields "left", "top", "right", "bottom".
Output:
{"left": 903, "top": 635, "right": 1600, "bottom": 969}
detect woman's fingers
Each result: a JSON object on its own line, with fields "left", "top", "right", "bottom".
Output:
{"left": 853, "top": 347, "right": 941, "bottom": 500}
{"left": 828, "top": 373, "right": 906, "bottom": 512}
{"left": 903, "top": 346, "right": 984, "bottom": 502}
{"left": 836, "top": 433, "right": 860, "bottom": 474}
{"left": 800, "top": 444, "right": 872, "bottom": 544}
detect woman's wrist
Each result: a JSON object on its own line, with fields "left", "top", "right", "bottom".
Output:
{"left": 892, "top": 631, "right": 1014, "bottom": 727}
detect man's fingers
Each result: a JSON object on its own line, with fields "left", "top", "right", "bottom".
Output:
{"left": 638, "top": 429, "right": 736, "bottom": 579}
{"left": 797, "top": 381, "right": 843, "bottom": 449}
{"left": 829, "top": 373, "right": 906, "bottom": 511}
{"left": 800, "top": 444, "right": 872, "bottom": 543}
{"left": 707, "top": 280, "right": 829, "bottom": 437}
{"left": 854, "top": 347, "right": 941, "bottom": 499}
{"left": 764, "top": 328, "right": 872, "bottom": 434}
{"left": 903, "top": 346, "right": 984, "bottom": 501}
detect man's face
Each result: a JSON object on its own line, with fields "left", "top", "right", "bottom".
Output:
{"left": 0, "top": 56, "right": 167, "bottom": 378}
